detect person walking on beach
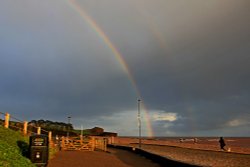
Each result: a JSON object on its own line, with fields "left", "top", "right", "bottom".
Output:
{"left": 219, "top": 137, "right": 226, "bottom": 151}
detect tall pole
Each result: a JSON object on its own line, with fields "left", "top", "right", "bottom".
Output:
{"left": 138, "top": 99, "right": 141, "bottom": 148}
{"left": 67, "top": 116, "right": 71, "bottom": 139}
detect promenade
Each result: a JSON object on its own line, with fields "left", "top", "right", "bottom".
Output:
{"left": 48, "top": 148, "right": 160, "bottom": 167}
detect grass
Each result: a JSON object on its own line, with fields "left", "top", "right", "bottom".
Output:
{"left": 0, "top": 125, "right": 35, "bottom": 167}
{"left": 49, "top": 143, "right": 59, "bottom": 159}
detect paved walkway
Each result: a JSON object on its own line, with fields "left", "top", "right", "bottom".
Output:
{"left": 48, "top": 148, "right": 160, "bottom": 167}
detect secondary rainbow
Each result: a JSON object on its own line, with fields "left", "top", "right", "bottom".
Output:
{"left": 67, "top": 0, "right": 154, "bottom": 137}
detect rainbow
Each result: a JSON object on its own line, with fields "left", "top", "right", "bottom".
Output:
{"left": 66, "top": 0, "right": 154, "bottom": 137}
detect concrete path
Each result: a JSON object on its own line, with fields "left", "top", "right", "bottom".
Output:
{"left": 48, "top": 148, "right": 160, "bottom": 167}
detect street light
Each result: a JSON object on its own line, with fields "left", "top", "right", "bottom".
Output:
{"left": 67, "top": 116, "right": 71, "bottom": 139}
{"left": 138, "top": 99, "right": 141, "bottom": 148}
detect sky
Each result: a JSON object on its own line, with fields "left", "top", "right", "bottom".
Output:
{"left": 0, "top": 0, "right": 249, "bottom": 137}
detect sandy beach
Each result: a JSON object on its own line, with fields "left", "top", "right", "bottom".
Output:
{"left": 112, "top": 137, "right": 250, "bottom": 167}
{"left": 113, "top": 137, "right": 250, "bottom": 154}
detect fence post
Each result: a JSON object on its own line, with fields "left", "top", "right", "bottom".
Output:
{"left": 104, "top": 138, "right": 107, "bottom": 152}
{"left": 23, "top": 121, "right": 28, "bottom": 135}
{"left": 80, "top": 135, "right": 83, "bottom": 145}
{"left": 37, "top": 127, "right": 41, "bottom": 134}
{"left": 4, "top": 113, "right": 10, "bottom": 128}
{"left": 91, "top": 137, "right": 95, "bottom": 151}
{"left": 61, "top": 137, "right": 65, "bottom": 150}
{"left": 48, "top": 131, "right": 52, "bottom": 143}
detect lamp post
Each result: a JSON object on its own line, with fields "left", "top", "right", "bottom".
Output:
{"left": 138, "top": 99, "right": 141, "bottom": 148}
{"left": 67, "top": 116, "right": 71, "bottom": 139}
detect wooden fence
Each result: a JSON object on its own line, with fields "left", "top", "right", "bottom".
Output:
{"left": 0, "top": 112, "right": 111, "bottom": 151}
{"left": 60, "top": 136, "right": 107, "bottom": 151}
{"left": 0, "top": 112, "right": 52, "bottom": 143}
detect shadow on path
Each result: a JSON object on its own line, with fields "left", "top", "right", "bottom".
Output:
{"left": 108, "top": 145, "right": 201, "bottom": 167}
{"left": 108, "top": 148, "right": 160, "bottom": 167}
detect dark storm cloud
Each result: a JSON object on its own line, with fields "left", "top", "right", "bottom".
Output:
{"left": 125, "top": 0, "right": 250, "bottom": 136}
{"left": 0, "top": 0, "right": 249, "bottom": 136}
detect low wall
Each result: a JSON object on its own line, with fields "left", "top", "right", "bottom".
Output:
{"left": 108, "top": 144, "right": 201, "bottom": 167}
